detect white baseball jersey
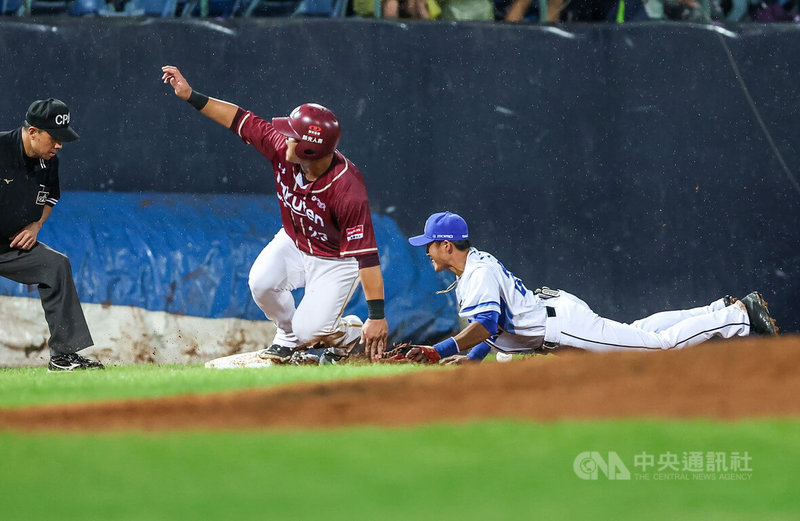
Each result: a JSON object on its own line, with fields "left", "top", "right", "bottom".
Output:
{"left": 456, "top": 248, "right": 751, "bottom": 353}
{"left": 456, "top": 248, "right": 548, "bottom": 352}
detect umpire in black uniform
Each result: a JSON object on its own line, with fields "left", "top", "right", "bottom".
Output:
{"left": 0, "top": 99, "right": 103, "bottom": 371}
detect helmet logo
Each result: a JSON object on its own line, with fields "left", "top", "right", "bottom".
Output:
{"left": 305, "top": 124, "right": 323, "bottom": 144}
{"left": 302, "top": 135, "right": 323, "bottom": 144}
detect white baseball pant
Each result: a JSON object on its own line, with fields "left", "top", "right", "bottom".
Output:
{"left": 248, "top": 228, "right": 360, "bottom": 348}
{"left": 543, "top": 292, "right": 750, "bottom": 352}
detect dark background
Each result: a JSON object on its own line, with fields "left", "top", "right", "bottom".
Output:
{"left": 1, "top": 18, "right": 797, "bottom": 331}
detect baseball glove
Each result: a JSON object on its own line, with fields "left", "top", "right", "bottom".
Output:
{"left": 379, "top": 342, "right": 441, "bottom": 364}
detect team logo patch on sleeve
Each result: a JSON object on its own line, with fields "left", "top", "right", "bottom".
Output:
{"left": 346, "top": 225, "right": 364, "bottom": 241}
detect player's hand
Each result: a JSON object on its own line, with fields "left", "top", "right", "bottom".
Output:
{"left": 361, "top": 318, "right": 388, "bottom": 360}
{"left": 441, "top": 354, "right": 473, "bottom": 366}
{"left": 405, "top": 345, "right": 441, "bottom": 364}
{"left": 161, "top": 65, "right": 192, "bottom": 100}
{"left": 9, "top": 222, "right": 42, "bottom": 251}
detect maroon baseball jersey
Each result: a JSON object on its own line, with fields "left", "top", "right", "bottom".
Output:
{"left": 230, "top": 108, "right": 379, "bottom": 264}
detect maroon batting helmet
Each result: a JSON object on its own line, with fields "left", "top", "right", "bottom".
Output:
{"left": 272, "top": 103, "right": 341, "bottom": 160}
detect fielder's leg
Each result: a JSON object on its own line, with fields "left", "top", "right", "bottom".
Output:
{"left": 546, "top": 292, "right": 750, "bottom": 352}
{"left": 630, "top": 298, "right": 729, "bottom": 332}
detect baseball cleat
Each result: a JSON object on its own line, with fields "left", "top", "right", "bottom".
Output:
{"left": 48, "top": 352, "right": 105, "bottom": 372}
{"left": 288, "top": 348, "right": 323, "bottom": 365}
{"left": 319, "top": 347, "right": 349, "bottom": 365}
{"left": 740, "top": 291, "right": 778, "bottom": 336}
{"left": 257, "top": 344, "right": 295, "bottom": 363}
{"left": 723, "top": 295, "right": 738, "bottom": 307}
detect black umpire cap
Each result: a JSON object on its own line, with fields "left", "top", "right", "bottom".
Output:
{"left": 25, "top": 98, "right": 80, "bottom": 142}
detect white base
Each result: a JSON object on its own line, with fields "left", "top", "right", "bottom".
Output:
{"left": 204, "top": 350, "right": 275, "bottom": 369}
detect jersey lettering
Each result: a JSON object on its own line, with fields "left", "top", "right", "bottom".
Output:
{"left": 276, "top": 176, "right": 324, "bottom": 227}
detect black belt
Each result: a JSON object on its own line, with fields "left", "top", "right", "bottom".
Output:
{"left": 543, "top": 306, "right": 558, "bottom": 348}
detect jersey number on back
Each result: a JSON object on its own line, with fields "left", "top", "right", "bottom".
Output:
{"left": 499, "top": 264, "right": 527, "bottom": 297}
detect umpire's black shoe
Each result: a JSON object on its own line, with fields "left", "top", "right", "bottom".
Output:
{"left": 48, "top": 352, "right": 105, "bottom": 372}
{"left": 741, "top": 291, "right": 778, "bottom": 336}
{"left": 257, "top": 344, "right": 294, "bottom": 363}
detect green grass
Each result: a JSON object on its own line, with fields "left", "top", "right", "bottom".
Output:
{"left": 2, "top": 420, "right": 799, "bottom": 521}
{"left": 2, "top": 365, "right": 798, "bottom": 519}
{"left": 0, "top": 363, "right": 440, "bottom": 408}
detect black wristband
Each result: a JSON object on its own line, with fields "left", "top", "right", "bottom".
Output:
{"left": 187, "top": 90, "right": 209, "bottom": 111}
{"left": 367, "top": 299, "right": 385, "bottom": 320}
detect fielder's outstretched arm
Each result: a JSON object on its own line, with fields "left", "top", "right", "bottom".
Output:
{"left": 404, "top": 320, "right": 491, "bottom": 364}
{"left": 161, "top": 65, "right": 238, "bottom": 128}
{"left": 452, "top": 321, "right": 492, "bottom": 352}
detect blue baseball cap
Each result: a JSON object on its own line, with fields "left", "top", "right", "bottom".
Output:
{"left": 408, "top": 212, "right": 469, "bottom": 246}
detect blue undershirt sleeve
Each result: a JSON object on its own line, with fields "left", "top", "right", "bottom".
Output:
{"left": 471, "top": 310, "right": 499, "bottom": 336}
{"left": 467, "top": 342, "right": 492, "bottom": 361}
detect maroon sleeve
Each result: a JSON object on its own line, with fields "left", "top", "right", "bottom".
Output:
{"left": 334, "top": 175, "right": 379, "bottom": 259}
{"left": 229, "top": 108, "right": 286, "bottom": 162}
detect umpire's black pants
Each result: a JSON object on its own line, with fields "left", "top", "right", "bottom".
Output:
{"left": 0, "top": 243, "right": 93, "bottom": 355}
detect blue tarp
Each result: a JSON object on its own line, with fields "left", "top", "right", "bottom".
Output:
{"left": 0, "top": 192, "right": 459, "bottom": 343}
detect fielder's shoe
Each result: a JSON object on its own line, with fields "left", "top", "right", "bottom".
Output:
{"left": 257, "top": 344, "right": 295, "bottom": 363}
{"left": 48, "top": 352, "right": 105, "bottom": 372}
{"left": 741, "top": 291, "right": 778, "bottom": 336}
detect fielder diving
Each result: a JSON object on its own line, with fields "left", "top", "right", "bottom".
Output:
{"left": 161, "top": 66, "right": 389, "bottom": 365}
{"left": 400, "top": 212, "right": 777, "bottom": 364}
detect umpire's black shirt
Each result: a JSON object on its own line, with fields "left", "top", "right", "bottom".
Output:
{"left": 0, "top": 128, "right": 60, "bottom": 254}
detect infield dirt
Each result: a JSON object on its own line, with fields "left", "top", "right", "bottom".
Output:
{"left": 1, "top": 336, "right": 798, "bottom": 432}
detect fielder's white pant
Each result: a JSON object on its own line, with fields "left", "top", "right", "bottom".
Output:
{"left": 543, "top": 292, "right": 750, "bottom": 352}
{"left": 248, "top": 228, "right": 360, "bottom": 348}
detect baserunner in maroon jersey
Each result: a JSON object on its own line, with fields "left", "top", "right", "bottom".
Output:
{"left": 161, "top": 65, "right": 388, "bottom": 362}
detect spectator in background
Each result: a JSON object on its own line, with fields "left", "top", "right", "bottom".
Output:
{"left": 502, "top": 0, "right": 646, "bottom": 22}
{"left": 383, "top": 0, "right": 432, "bottom": 17}
{"left": 751, "top": 0, "right": 800, "bottom": 21}
{"left": 382, "top": 0, "right": 495, "bottom": 19}
{"left": 643, "top": 0, "right": 723, "bottom": 20}
{"left": 724, "top": 0, "right": 750, "bottom": 20}
{"left": 499, "top": 0, "right": 550, "bottom": 21}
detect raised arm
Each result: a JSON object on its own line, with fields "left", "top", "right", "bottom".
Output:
{"left": 161, "top": 65, "right": 239, "bottom": 128}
